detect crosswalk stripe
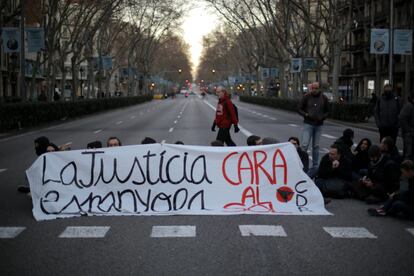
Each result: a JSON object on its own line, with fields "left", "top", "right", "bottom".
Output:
{"left": 239, "top": 225, "right": 287, "bottom": 237}
{"left": 59, "top": 226, "right": 110, "bottom": 238}
{"left": 406, "top": 228, "right": 414, "bottom": 236}
{"left": 0, "top": 227, "right": 25, "bottom": 239}
{"left": 323, "top": 227, "right": 377, "bottom": 239}
{"left": 151, "top": 226, "right": 196, "bottom": 238}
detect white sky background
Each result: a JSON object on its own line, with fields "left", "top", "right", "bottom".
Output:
{"left": 181, "top": 2, "right": 219, "bottom": 77}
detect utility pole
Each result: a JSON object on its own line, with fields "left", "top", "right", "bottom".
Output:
{"left": 19, "top": 0, "right": 26, "bottom": 100}
{"left": 389, "top": 0, "right": 394, "bottom": 86}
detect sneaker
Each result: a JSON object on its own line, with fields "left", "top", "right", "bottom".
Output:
{"left": 17, "top": 185, "right": 30, "bottom": 193}
{"left": 367, "top": 208, "right": 386, "bottom": 216}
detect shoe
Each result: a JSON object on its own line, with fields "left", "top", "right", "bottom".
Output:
{"left": 17, "top": 185, "right": 30, "bottom": 193}
{"left": 367, "top": 208, "right": 386, "bottom": 216}
{"left": 324, "top": 197, "right": 332, "bottom": 205}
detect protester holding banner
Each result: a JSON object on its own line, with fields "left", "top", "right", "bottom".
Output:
{"left": 298, "top": 82, "right": 329, "bottom": 176}
{"left": 211, "top": 86, "right": 239, "bottom": 146}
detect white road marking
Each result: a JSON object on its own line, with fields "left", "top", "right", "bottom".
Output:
{"left": 322, "top": 148, "right": 330, "bottom": 153}
{"left": 239, "top": 225, "right": 287, "bottom": 237}
{"left": 130, "top": 115, "right": 136, "bottom": 119}
{"left": 289, "top": 124, "right": 298, "bottom": 127}
{"left": 322, "top": 134, "right": 338, "bottom": 139}
{"left": 161, "top": 140, "right": 166, "bottom": 143}
{"left": 0, "top": 169, "right": 7, "bottom": 173}
{"left": 116, "top": 121, "right": 123, "bottom": 125}
{"left": 59, "top": 226, "right": 110, "bottom": 238}
{"left": 174, "top": 120, "right": 178, "bottom": 124}
{"left": 239, "top": 125, "right": 253, "bottom": 137}
{"left": 406, "top": 228, "right": 414, "bottom": 236}
{"left": 0, "top": 227, "right": 25, "bottom": 239}
{"left": 269, "top": 117, "right": 277, "bottom": 121}
{"left": 93, "top": 129, "right": 102, "bottom": 134}
{"left": 323, "top": 227, "right": 377, "bottom": 239}
{"left": 263, "top": 114, "right": 269, "bottom": 118}
{"left": 151, "top": 226, "right": 196, "bottom": 238}
{"left": 169, "top": 128, "right": 174, "bottom": 132}
{"left": 178, "top": 115, "right": 181, "bottom": 119}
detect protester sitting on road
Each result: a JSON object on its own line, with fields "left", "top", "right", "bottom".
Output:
{"left": 247, "top": 135, "right": 263, "bottom": 146}
{"left": 315, "top": 144, "right": 352, "bottom": 199}
{"left": 262, "top": 137, "right": 280, "bottom": 145}
{"left": 288, "top": 137, "right": 309, "bottom": 173}
{"left": 141, "top": 137, "right": 156, "bottom": 144}
{"left": 87, "top": 141, "right": 102, "bottom": 149}
{"left": 46, "top": 143, "right": 59, "bottom": 152}
{"left": 18, "top": 136, "right": 50, "bottom": 194}
{"left": 380, "top": 136, "right": 402, "bottom": 164}
{"left": 350, "top": 145, "right": 400, "bottom": 204}
{"left": 334, "top": 128, "right": 354, "bottom": 163}
{"left": 352, "top": 138, "right": 372, "bottom": 180}
{"left": 368, "top": 160, "right": 414, "bottom": 219}
{"left": 107, "top": 137, "right": 122, "bottom": 147}
{"left": 211, "top": 140, "right": 224, "bottom": 146}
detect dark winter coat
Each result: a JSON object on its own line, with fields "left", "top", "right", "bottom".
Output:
{"left": 298, "top": 92, "right": 329, "bottom": 126}
{"left": 317, "top": 154, "right": 352, "bottom": 181}
{"left": 399, "top": 100, "right": 414, "bottom": 135}
{"left": 375, "top": 93, "right": 402, "bottom": 128}
{"left": 367, "top": 154, "right": 400, "bottom": 194}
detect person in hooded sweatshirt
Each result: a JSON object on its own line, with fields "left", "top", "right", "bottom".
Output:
{"left": 18, "top": 136, "right": 50, "bottom": 193}
{"left": 374, "top": 84, "right": 402, "bottom": 142}
{"left": 211, "top": 86, "right": 239, "bottom": 146}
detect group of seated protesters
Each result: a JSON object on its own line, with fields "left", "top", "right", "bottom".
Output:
{"left": 247, "top": 130, "right": 414, "bottom": 220}
{"left": 20, "top": 131, "right": 414, "bottom": 220}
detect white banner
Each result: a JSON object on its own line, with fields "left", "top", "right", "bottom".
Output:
{"left": 26, "top": 143, "right": 329, "bottom": 221}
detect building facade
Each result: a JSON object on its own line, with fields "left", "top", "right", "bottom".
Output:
{"left": 340, "top": 0, "right": 414, "bottom": 102}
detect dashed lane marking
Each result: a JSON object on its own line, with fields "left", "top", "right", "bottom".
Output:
{"left": 289, "top": 124, "right": 298, "bottom": 127}
{"left": 161, "top": 140, "right": 166, "bottom": 143}
{"left": 239, "top": 225, "right": 287, "bottom": 237}
{"left": 269, "top": 117, "right": 277, "bottom": 121}
{"left": 322, "top": 134, "right": 338, "bottom": 139}
{"left": 116, "top": 121, "right": 123, "bottom": 125}
{"left": 59, "top": 226, "right": 110, "bottom": 238}
{"left": 322, "top": 148, "right": 329, "bottom": 153}
{"left": 174, "top": 120, "right": 178, "bottom": 124}
{"left": 406, "top": 228, "right": 414, "bottom": 236}
{"left": 323, "top": 227, "right": 377, "bottom": 239}
{"left": 0, "top": 169, "right": 7, "bottom": 173}
{"left": 151, "top": 226, "right": 196, "bottom": 238}
{"left": 93, "top": 129, "right": 102, "bottom": 134}
{"left": 130, "top": 115, "right": 136, "bottom": 119}
{"left": 169, "top": 128, "right": 174, "bottom": 132}
{"left": 0, "top": 227, "right": 25, "bottom": 239}
{"left": 178, "top": 115, "right": 181, "bottom": 119}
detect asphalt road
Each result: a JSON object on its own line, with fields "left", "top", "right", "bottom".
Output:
{"left": 0, "top": 91, "right": 413, "bottom": 276}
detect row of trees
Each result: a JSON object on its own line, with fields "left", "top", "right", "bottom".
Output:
{"left": 2, "top": 0, "right": 192, "bottom": 101}
{"left": 197, "top": 0, "right": 356, "bottom": 100}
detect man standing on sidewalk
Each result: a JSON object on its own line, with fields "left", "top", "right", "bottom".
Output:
{"left": 298, "top": 82, "right": 329, "bottom": 177}
{"left": 211, "top": 86, "right": 239, "bottom": 146}
{"left": 374, "top": 84, "right": 402, "bottom": 142}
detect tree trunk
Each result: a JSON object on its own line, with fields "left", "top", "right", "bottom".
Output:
{"left": 332, "top": 43, "right": 341, "bottom": 102}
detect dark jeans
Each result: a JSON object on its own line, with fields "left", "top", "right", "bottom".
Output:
{"left": 382, "top": 193, "right": 414, "bottom": 219}
{"left": 216, "top": 128, "right": 236, "bottom": 146}
{"left": 379, "top": 127, "right": 399, "bottom": 143}
{"left": 315, "top": 178, "right": 348, "bottom": 198}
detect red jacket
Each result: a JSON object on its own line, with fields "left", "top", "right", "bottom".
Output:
{"left": 215, "top": 93, "right": 238, "bottom": 128}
